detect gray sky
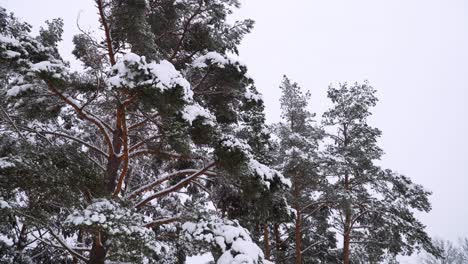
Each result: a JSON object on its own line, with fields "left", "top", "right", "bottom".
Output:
{"left": 233, "top": 0, "right": 468, "bottom": 244}
{"left": 2, "top": 0, "right": 467, "bottom": 261}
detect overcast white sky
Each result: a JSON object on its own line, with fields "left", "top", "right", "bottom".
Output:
{"left": 233, "top": 0, "right": 468, "bottom": 245}
{"left": 2, "top": 0, "right": 467, "bottom": 262}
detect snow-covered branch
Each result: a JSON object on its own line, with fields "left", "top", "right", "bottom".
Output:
{"left": 128, "top": 149, "right": 199, "bottom": 160}
{"left": 127, "top": 168, "right": 217, "bottom": 199}
{"left": 46, "top": 83, "right": 114, "bottom": 155}
{"left": 144, "top": 217, "right": 180, "bottom": 228}
{"left": 14, "top": 211, "right": 89, "bottom": 262}
{"left": 27, "top": 129, "right": 108, "bottom": 158}
{"left": 134, "top": 162, "right": 216, "bottom": 208}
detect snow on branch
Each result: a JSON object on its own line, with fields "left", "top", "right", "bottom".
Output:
{"left": 127, "top": 168, "right": 217, "bottom": 199}
{"left": 106, "top": 52, "right": 218, "bottom": 126}
{"left": 107, "top": 52, "right": 191, "bottom": 98}
{"left": 182, "top": 217, "right": 271, "bottom": 264}
{"left": 181, "top": 103, "right": 216, "bottom": 126}
{"left": 144, "top": 217, "right": 180, "bottom": 228}
{"left": 134, "top": 162, "right": 216, "bottom": 208}
{"left": 248, "top": 159, "right": 291, "bottom": 188}
{"left": 46, "top": 84, "right": 114, "bottom": 155}
{"left": 64, "top": 199, "right": 172, "bottom": 258}
{"left": 244, "top": 88, "right": 263, "bottom": 102}
{"left": 0, "top": 158, "right": 15, "bottom": 169}
{"left": 12, "top": 208, "right": 90, "bottom": 262}
{"left": 220, "top": 135, "right": 291, "bottom": 188}
{"left": 192, "top": 51, "right": 245, "bottom": 69}
{"left": 29, "top": 129, "right": 108, "bottom": 158}
{"left": 45, "top": 228, "right": 90, "bottom": 262}
{"left": 0, "top": 197, "right": 11, "bottom": 209}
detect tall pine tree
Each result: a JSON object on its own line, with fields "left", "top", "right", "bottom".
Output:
{"left": 274, "top": 76, "right": 335, "bottom": 264}
{"left": 322, "top": 81, "right": 440, "bottom": 263}
{"left": 0, "top": 1, "right": 288, "bottom": 263}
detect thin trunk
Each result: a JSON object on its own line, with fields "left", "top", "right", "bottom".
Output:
{"left": 263, "top": 224, "right": 271, "bottom": 260}
{"left": 292, "top": 170, "right": 302, "bottom": 264}
{"left": 343, "top": 175, "right": 352, "bottom": 264}
{"left": 89, "top": 231, "right": 107, "bottom": 264}
{"left": 274, "top": 223, "right": 281, "bottom": 257}
{"left": 106, "top": 154, "right": 121, "bottom": 193}
{"left": 221, "top": 201, "right": 226, "bottom": 218}
{"left": 295, "top": 211, "right": 302, "bottom": 264}
{"left": 85, "top": 3, "right": 118, "bottom": 264}
{"left": 97, "top": 0, "right": 120, "bottom": 195}
{"left": 96, "top": 0, "right": 116, "bottom": 66}
{"left": 72, "top": 229, "right": 83, "bottom": 264}
{"left": 255, "top": 223, "right": 260, "bottom": 240}
{"left": 342, "top": 124, "right": 352, "bottom": 264}
{"left": 13, "top": 224, "right": 28, "bottom": 263}
{"left": 16, "top": 224, "right": 27, "bottom": 251}
{"left": 343, "top": 224, "right": 351, "bottom": 264}
{"left": 107, "top": 108, "right": 124, "bottom": 193}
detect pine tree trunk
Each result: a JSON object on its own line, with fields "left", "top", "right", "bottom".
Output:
{"left": 343, "top": 229, "right": 351, "bottom": 264}
{"left": 106, "top": 125, "right": 123, "bottom": 193}
{"left": 343, "top": 168, "right": 352, "bottom": 264}
{"left": 255, "top": 223, "right": 261, "bottom": 240}
{"left": 292, "top": 169, "right": 303, "bottom": 264}
{"left": 106, "top": 156, "right": 121, "bottom": 193}
{"left": 343, "top": 203, "right": 352, "bottom": 264}
{"left": 89, "top": 231, "right": 107, "bottom": 264}
{"left": 263, "top": 224, "right": 271, "bottom": 260}
{"left": 274, "top": 223, "right": 281, "bottom": 261}
{"left": 73, "top": 229, "right": 83, "bottom": 264}
{"left": 295, "top": 212, "right": 302, "bottom": 264}
{"left": 13, "top": 225, "right": 27, "bottom": 263}
{"left": 95, "top": 112, "right": 123, "bottom": 263}
{"left": 16, "top": 224, "right": 27, "bottom": 251}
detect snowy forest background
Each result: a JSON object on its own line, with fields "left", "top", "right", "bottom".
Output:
{"left": 0, "top": 1, "right": 467, "bottom": 264}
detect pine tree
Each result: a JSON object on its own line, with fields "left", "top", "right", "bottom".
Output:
{"left": 322, "top": 81, "right": 440, "bottom": 263}
{"left": 421, "top": 238, "right": 468, "bottom": 264}
{"left": 0, "top": 1, "right": 287, "bottom": 263}
{"left": 274, "top": 76, "right": 335, "bottom": 264}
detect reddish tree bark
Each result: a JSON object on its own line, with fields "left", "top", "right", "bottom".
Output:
{"left": 96, "top": 0, "right": 116, "bottom": 66}
{"left": 263, "top": 224, "right": 271, "bottom": 260}
{"left": 274, "top": 223, "right": 281, "bottom": 255}
{"left": 295, "top": 211, "right": 302, "bottom": 264}
{"left": 89, "top": 231, "right": 107, "bottom": 264}
{"left": 342, "top": 126, "right": 352, "bottom": 264}
{"left": 343, "top": 229, "right": 351, "bottom": 264}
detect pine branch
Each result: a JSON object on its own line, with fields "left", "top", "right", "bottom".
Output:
{"left": 47, "top": 83, "right": 114, "bottom": 156}
{"left": 45, "top": 228, "right": 90, "bottom": 262}
{"left": 127, "top": 168, "right": 217, "bottom": 199}
{"left": 96, "top": 0, "right": 116, "bottom": 65}
{"left": 144, "top": 217, "right": 180, "bottom": 228}
{"left": 23, "top": 128, "right": 108, "bottom": 158}
{"left": 0, "top": 105, "right": 25, "bottom": 140}
{"left": 15, "top": 211, "right": 89, "bottom": 262}
{"left": 192, "top": 66, "right": 213, "bottom": 92}
{"left": 169, "top": 0, "right": 204, "bottom": 62}
{"left": 134, "top": 162, "right": 216, "bottom": 208}
{"left": 128, "top": 149, "right": 198, "bottom": 160}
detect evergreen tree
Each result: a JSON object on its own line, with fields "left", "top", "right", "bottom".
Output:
{"left": 0, "top": 1, "right": 287, "bottom": 263}
{"left": 421, "top": 238, "right": 468, "bottom": 264}
{"left": 274, "top": 76, "right": 335, "bottom": 264}
{"left": 322, "top": 81, "right": 440, "bottom": 264}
